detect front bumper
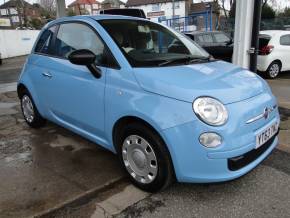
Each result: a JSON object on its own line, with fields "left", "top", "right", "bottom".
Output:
{"left": 161, "top": 93, "right": 280, "bottom": 183}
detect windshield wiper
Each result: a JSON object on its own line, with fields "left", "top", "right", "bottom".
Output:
{"left": 158, "top": 56, "right": 193, "bottom": 67}
{"left": 188, "top": 56, "right": 212, "bottom": 64}
{"left": 158, "top": 56, "right": 212, "bottom": 67}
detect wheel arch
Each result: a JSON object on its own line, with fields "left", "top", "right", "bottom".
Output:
{"left": 113, "top": 116, "right": 163, "bottom": 151}
{"left": 17, "top": 83, "right": 28, "bottom": 99}
{"left": 270, "top": 59, "right": 282, "bottom": 69}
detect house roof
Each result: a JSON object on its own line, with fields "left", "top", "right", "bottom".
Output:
{"left": 0, "top": 0, "right": 32, "bottom": 9}
{"left": 102, "top": 0, "right": 125, "bottom": 5}
{"left": 68, "top": 0, "right": 101, "bottom": 7}
{"left": 126, "top": 0, "right": 185, "bottom": 7}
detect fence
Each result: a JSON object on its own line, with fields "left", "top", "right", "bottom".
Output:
{"left": 0, "top": 30, "right": 40, "bottom": 59}
{"left": 159, "top": 12, "right": 218, "bottom": 33}
{"left": 160, "top": 16, "right": 290, "bottom": 35}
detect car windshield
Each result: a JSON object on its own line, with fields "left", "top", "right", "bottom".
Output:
{"left": 99, "top": 19, "right": 209, "bottom": 67}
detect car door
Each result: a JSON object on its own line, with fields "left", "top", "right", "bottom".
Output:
{"left": 39, "top": 22, "right": 109, "bottom": 141}
{"left": 279, "top": 34, "right": 290, "bottom": 71}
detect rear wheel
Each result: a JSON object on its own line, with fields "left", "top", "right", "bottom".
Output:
{"left": 116, "top": 123, "right": 174, "bottom": 192}
{"left": 20, "top": 90, "right": 46, "bottom": 128}
{"left": 266, "top": 61, "right": 281, "bottom": 79}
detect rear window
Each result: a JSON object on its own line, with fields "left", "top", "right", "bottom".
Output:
{"left": 259, "top": 34, "right": 271, "bottom": 49}
{"left": 280, "top": 34, "right": 290, "bottom": 46}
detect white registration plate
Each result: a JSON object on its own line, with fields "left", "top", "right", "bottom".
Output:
{"left": 256, "top": 122, "right": 279, "bottom": 149}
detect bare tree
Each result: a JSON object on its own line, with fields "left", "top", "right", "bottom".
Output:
{"left": 38, "top": 0, "right": 56, "bottom": 14}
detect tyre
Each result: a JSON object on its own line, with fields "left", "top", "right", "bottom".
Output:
{"left": 20, "top": 90, "right": 46, "bottom": 128}
{"left": 266, "top": 61, "right": 281, "bottom": 79}
{"left": 116, "top": 123, "right": 174, "bottom": 192}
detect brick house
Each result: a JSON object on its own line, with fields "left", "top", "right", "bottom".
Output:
{"left": 101, "top": 0, "right": 125, "bottom": 10}
{"left": 189, "top": 1, "right": 221, "bottom": 31}
{"left": 0, "top": 0, "right": 42, "bottom": 29}
{"left": 68, "top": 0, "right": 102, "bottom": 15}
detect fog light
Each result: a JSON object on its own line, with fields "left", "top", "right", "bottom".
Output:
{"left": 199, "top": 132, "right": 222, "bottom": 148}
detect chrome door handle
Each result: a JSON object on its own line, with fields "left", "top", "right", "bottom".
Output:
{"left": 42, "top": 72, "right": 52, "bottom": 78}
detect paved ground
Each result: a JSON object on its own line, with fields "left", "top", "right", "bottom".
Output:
{"left": 0, "top": 56, "right": 290, "bottom": 218}
{"left": 0, "top": 56, "right": 26, "bottom": 84}
{"left": 0, "top": 91, "right": 126, "bottom": 217}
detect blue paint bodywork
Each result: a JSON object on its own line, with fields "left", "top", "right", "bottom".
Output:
{"left": 18, "top": 15, "right": 280, "bottom": 183}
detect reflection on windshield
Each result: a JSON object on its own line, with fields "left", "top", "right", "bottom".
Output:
{"left": 99, "top": 19, "right": 209, "bottom": 67}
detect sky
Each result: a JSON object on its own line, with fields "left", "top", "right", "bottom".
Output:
{"left": 0, "top": 0, "right": 289, "bottom": 11}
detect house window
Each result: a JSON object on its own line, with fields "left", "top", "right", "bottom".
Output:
{"left": 174, "top": 1, "right": 180, "bottom": 9}
{"left": 9, "top": 8, "right": 17, "bottom": 14}
{"left": 11, "top": 16, "right": 19, "bottom": 23}
{"left": 152, "top": 4, "right": 160, "bottom": 12}
{"left": 0, "top": 9, "right": 8, "bottom": 15}
{"left": 92, "top": 4, "right": 99, "bottom": 9}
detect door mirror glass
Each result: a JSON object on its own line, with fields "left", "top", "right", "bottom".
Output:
{"left": 68, "top": 49, "right": 96, "bottom": 66}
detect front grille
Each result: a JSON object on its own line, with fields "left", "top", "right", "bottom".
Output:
{"left": 228, "top": 131, "right": 279, "bottom": 171}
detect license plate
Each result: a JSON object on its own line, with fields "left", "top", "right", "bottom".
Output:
{"left": 256, "top": 122, "right": 279, "bottom": 149}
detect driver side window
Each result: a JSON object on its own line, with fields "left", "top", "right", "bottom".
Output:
{"left": 55, "top": 22, "right": 106, "bottom": 66}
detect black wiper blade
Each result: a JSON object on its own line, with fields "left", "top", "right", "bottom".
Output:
{"left": 158, "top": 55, "right": 213, "bottom": 67}
{"left": 158, "top": 56, "right": 192, "bottom": 67}
{"left": 188, "top": 56, "right": 211, "bottom": 64}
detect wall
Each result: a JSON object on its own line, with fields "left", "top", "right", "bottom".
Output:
{"left": 129, "top": 1, "right": 187, "bottom": 22}
{"left": 0, "top": 30, "right": 40, "bottom": 59}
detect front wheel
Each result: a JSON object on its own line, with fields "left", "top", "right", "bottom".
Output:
{"left": 266, "top": 62, "right": 281, "bottom": 79}
{"left": 117, "top": 123, "right": 174, "bottom": 192}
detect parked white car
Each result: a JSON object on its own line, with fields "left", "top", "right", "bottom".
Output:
{"left": 258, "top": 30, "right": 290, "bottom": 79}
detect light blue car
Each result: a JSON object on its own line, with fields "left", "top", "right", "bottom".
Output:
{"left": 18, "top": 15, "right": 280, "bottom": 192}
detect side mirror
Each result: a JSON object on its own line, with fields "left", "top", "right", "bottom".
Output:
{"left": 68, "top": 49, "right": 102, "bottom": 79}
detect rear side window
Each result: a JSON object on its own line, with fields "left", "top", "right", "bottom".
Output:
{"left": 35, "top": 26, "right": 57, "bottom": 55}
{"left": 280, "top": 34, "right": 290, "bottom": 46}
{"left": 55, "top": 23, "right": 106, "bottom": 65}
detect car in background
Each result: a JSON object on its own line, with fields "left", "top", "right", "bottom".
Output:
{"left": 258, "top": 30, "right": 290, "bottom": 79}
{"left": 185, "top": 31, "right": 233, "bottom": 62}
{"left": 0, "top": 52, "right": 2, "bottom": 65}
{"left": 99, "top": 8, "right": 146, "bottom": 19}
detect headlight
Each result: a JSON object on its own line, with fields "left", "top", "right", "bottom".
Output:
{"left": 193, "top": 97, "right": 228, "bottom": 126}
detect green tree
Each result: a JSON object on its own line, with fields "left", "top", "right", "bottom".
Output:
{"left": 29, "top": 18, "right": 43, "bottom": 29}
{"left": 67, "top": 8, "right": 76, "bottom": 16}
{"left": 229, "top": 2, "right": 275, "bottom": 19}
{"left": 278, "top": 7, "right": 290, "bottom": 17}
{"left": 261, "top": 3, "right": 276, "bottom": 19}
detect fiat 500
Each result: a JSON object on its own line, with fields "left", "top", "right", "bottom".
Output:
{"left": 18, "top": 16, "right": 280, "bottom": 192}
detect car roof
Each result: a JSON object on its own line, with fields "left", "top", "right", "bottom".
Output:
{"left": 45, "top": 15, "right": 150, "bottom": 29}
{"left": 260, "top": 30, "right": 290, "bottom": 37}
{"left": 185, "top": 31, "right": 224, "bottom": 35}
